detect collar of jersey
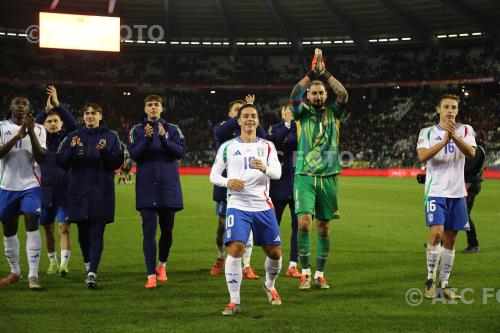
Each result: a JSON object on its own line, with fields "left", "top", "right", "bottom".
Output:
{"left": 237, "top": 136, "right": 260, "bottom": 143}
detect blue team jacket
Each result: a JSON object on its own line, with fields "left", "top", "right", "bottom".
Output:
{"left": 128, "top": 118, "right": 185, "bottom": 211}
{"left": 212, "top": 116, "right": 267, "bottom": 202}
{"left": 56, "top": 126, "right": 124, "bottom": 223}
{"left": 267, "top": 121, "right": 297, "bottom": 201}
{"left": 35, "top": 104, "right": 77, "bottom": 208}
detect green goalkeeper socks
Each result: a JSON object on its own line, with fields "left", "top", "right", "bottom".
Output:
{"left": 298, "top": 230, "right": 311, "bottom": 270}
{"left": 316, "top": 234, "right": 330, "bottom": 272}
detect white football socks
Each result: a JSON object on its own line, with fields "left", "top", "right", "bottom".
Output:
{"left": 426, "top": 243, "right": 441, "bottom": 280}
{"left": 225, "top": 255, "right": 242, "bottom": 304}
{"left": 4, "top": 235, "right": 20, "bottom": 275}
{"left": 61, "top": 250, "right": 71, "bottom": 266}
{"left": 264, "top": 256, "right": 282, "bottom": 290}
{"left": 26, "top": 231, "right": 42, "bottom": 279}
{"left": 242, "top": 232, "right": 253, "bottom": 268}
{"left": 440, "top": 247, "right": 455, "bottom": 288}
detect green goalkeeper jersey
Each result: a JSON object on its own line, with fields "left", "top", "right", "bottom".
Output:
{"left": 292, "top": 101, "right": 345, "bottom": 176}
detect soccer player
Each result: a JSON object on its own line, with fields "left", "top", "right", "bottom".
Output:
{"left": 0, "top": 95, "right": 46, "bottom": 289}
{"left": 35, "top": 85, "right": 77, "bottom": 276}
{"left": 210, "top": 104, "right": 282, "bottom": 316}
{"left": 463, "top": 140, "right": 485, "bottom": 253}
{"left": 117, "top": 149, "right": 133, "bottom": 184}
{"left": 128, "top": 95, "right": 185, "bottom": 289}
{"left": 267, "top": 102, "right": 301, "bottom": 278}
{"left": 290, "top": 48, "right": 348, "bottom": 289}
{"left": 417, "top": 94, "right": 476, "bottom": 299}
{"left": 56, "top": 103, "right": 124, "bottom": 289}
{"left": 210, "top": 96, "right": 265, "bottom": 279}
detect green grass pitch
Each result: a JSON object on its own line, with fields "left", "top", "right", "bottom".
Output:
{"left": 1, "top": 176, "right": 499, "bottom": 332}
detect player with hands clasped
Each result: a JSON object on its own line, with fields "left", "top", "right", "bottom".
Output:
{"left": 35, "top": 85, "right": 77, "bottom": 277}
{"left": 0, "top": 94, "right": 46, "bottom": 290}
{"left": 210, "top": 104, "right": 282, "bottom": 316}
{"left": 417, "top": 94, "right": 476, "bottom": 299}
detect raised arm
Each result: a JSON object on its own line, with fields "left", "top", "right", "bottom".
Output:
{"left": 159, "top": 123, "right": 186, "bottom": 159}
{"left": 128, "top": 124, "right": 150, "bottom": 162}
{"left": 25, "top": 115, "right": 46, "bottom": 164}
{"left": 0, "top": 123, "right": 27, "bottom": 159}
{"left": 451, "top": 124, "right": 476, "bottom": 158}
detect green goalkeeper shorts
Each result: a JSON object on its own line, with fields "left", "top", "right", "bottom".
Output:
{"left": 293, "top": 174, "right": 340, "bottom": 221}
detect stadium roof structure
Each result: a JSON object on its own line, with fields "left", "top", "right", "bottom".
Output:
{"left": 0, "top": 0, "right": 499, "bottom": 49}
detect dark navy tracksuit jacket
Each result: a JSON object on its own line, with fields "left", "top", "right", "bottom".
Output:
{"left": 128, "top": 118, "right": 185, "bottom": 211}
{"left": 56, "top": 126, "right": 124, "bottom": 223}
{"left": 35, "top": 104, "right": 77, "bottom": 209}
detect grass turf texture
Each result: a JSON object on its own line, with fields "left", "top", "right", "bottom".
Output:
{"left": 1, "top": 176, "right": 499, "bottom": 333}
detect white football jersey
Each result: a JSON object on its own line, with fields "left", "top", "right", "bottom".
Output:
{"left": 417, "top": 123, "right": 476, "bottom": 198}
{"left": 210, "top": 137, "right": 282, "bottom": 211}
{"left": 0, "top": 119, "right": 47, "bottom": 191}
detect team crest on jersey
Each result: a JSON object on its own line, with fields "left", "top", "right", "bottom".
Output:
{"left": 257, "top": 147, "right": 263, "bottom": 157}
{"left": 428, "top": 213, "right": 433, "bottom": 222}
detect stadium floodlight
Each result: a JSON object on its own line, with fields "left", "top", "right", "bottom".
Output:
{"left": 303, "top": 41, "right": 312, "bottom": 45}
{"left": 369, "top": 39, "right": 378, "bottom": 43}
{"left": 39, "top": 12, "right": 120, "bottom": 52}
{"left": 191, "top": 41, "right": 200, "bottom": 45}
{"left": 137, "top": 40, "right": 146, "bottom": 44}
{"left": 471, "top": 32, "right": 482, "bottom": 36}
{"left": 170, "top": 41, "right": 179, "bottom": 44}
{"left": 124, "top": 40, "right": 134, "bottom": 43}
{"left": 222, "top": 42, "right": 229, "bottom": 45}
{"left": 203, "top": 42, "right": 212, "bottom": 45}
{"left": 378, "top": 38, "right": 388, "bottom": 42}
{"left": 312, "top": 41, "right": 322, "bottom": 45}
{"left": 278, "top": 41, "right": 288, "bottom": 45}
{"left": 334, "top": 40, "right": 343, "bottom": 44}
{"left": 256, "top": 42, "right": 266, "bottom": 45}
{"left": 181, "top": 41, "right": 189, "bottom": 45}
{"left": 344, "top": 40, "right": 354, "bottom": 43}
{"left": 401, "top": 37, "right": 411, "bottom": 41}
{"left": 268, "top": 41, "right": 278, "bottom": 45}
{"left": 157, "top": 41, "right": 166, "bottom": 44}
{"left": 448, "top": 34, "right": 458, "bottom": 38}
{"left": 459, "top": 33, "right": 469, "bottom": 37}
{"left": 210, "top": 90, "right": 216, "bottom": 94}
{"left": 213, "top": 42, "right": 222, "bottom": 45}
{"left": 322, "top": 41, "right": 332, "bottom": 44}
{"left": 7, "top": 33, "right": 17, "bottom": 36}
{"left": 389, "top": 38, "right": 398, "bottom": 41}
{"left": 236, "top": 42, "right": 245, "bottom": 45}
{"left": 147, "top": 41, "right": 156, "bottom": 44}
{"left": 0, "top": 32, "right": 5, "bottom": 35}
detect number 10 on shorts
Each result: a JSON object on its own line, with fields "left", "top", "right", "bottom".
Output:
{"left": 226, "top": 215, "right": 234, "bottom": 238}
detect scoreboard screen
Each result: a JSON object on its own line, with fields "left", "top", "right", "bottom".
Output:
{"left": 39, "top": 12, "right": 120, "bottom": 52}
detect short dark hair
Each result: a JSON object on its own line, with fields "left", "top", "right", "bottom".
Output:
{"left": 309, "top": 80, "right": 327, "bottom": 90}
{"left": 46, "top": 110, "right": 61, "bottom": 119}
{"left": 437, "top": 94, "right": 460, "bottom": 107}
{"left": 237, "top": 103, "right": 257, "bottom": 118}
{"left": 228, "top": 99, "right": 245, "bottom": 112}
{"left": 81, "top": 103, "right": 103, "bottom": 114}
{"left": 144, "top": 94, "right": 163, "bottom": 105}
{"left": 11, "top": 94, "right": 30, "bottom": 103}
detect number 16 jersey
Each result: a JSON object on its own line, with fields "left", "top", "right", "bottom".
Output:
{"left": 417, "top": 123, "right": 476, "bottom": 198}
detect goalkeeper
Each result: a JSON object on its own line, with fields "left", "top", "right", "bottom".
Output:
{"left": 289, "top": 48, "right": 348, "bottom": 290}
